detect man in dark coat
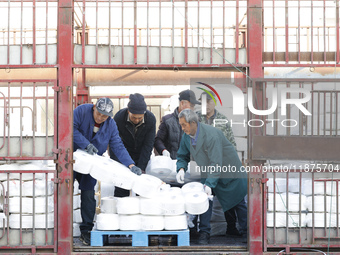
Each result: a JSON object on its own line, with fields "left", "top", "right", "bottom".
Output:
{"left": 110, "top": 93, "right": 156, "bottom": 197}
{"left": 73, "top": 97, "right": 142, "bottom": 245}
{"left": 176, "top": 109, "right": 247, "bottom": 245}
{"left": 154, "top": 89, "right": 201, "bottom": 159}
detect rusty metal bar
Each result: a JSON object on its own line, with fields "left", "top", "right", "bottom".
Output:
{"left": 337, "top": 0, "right": 339, "bottom": 63}
{"left": 46, "top": 0, "right": 49, "bottom": 63}
{"left": 45, "top": 174, "right": 48, "bottom": 245}
{"left": 20, "top": 83, "right": 23, "bottom": 157}
{"left": 33, "top": 0, "right": 36, "bottom": 64}
{"left": 134, "top": 0, "right": 137, "bottom": 64}
{"left": 122, "top": 0, "right": 124, "bottom": 64}
{"left": 33, "top": 82, "right": 36, "bottom": 156}
{"left": 311, "top": 0, "right": 314, "bottom": 64}
{"left": 20, "top": 0, "right": 23, "bottom": 64}
{"left": 0, "top": 92, "right": 6, "bottom": 150}
{"left": 7, "top": 83, "right": 10, "bottom": 157}
{"left": 82, "top": 0, "right": 85, "bottom": 64}
{"left": 298, "top": 0, "right": 300, "bottom": 63}
{"left": 198, "top": 0, "right": 200, "bottom": 64}
{"left": 20, "top": 173, "right": 23, "bottom": 245}
{"left": 108, "top": 0, "right": 111, "bottom": 64}
{"left": 273, "top": 0, "right": 275, "bottom": 63}
{"left": 235, "top": 0, "right": 239, "bottom": 63}
{"left": 45, "top": 83, "right": 49, "bottom": 156}
{"left": 285, "top": 0, "right": 288, "bottom": 63}
{"left": 323, "top": 0, "right": 326, "bottom": 63}
{"left": 184, "top": 0, "right": 188, "bottom": 64}
{"left": 172, "top": 0, "right": 175, "bottom": 64}
{"left": 147, "top": 0, "right": 149, "bottom": 64}
{"left": 96, "top": 0, "right": 98, "bottom": 64}
{"left": 7, "top": 0, "right": 10, "bottom": 65}
{"left": 210, "top": 0, "right": 212, "bottom": 64}
{"left": 159, "top": 0, "right": 161, "bottom": 64}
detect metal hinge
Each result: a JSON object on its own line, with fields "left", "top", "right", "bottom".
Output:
{"left": 52, "top": 86, "right": 63, "bottom": 92}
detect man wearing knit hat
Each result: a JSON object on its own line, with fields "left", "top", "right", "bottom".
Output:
{"left": 110, "top": 93, "right": 156, "bottom": 197}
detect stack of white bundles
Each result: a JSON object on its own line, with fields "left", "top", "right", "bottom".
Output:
{"left": 9, "top": 196, "right": 54, "bottom": 214}
{"left": 73, "top": 195, "right": 81, "bottom": 210}
{"left": 3, "top": 180, "right": 22, "bottom": 197}
{"left": 100, "top": 182, "right": 115, "bottom": 198}
{"left": 96, "top": 213, "right": 119, "bottom": 230}
{"left": 9, "top": 213, "right": 54, "bottom": 229}
{"left": 267, "top": 178, "right": 287, "bottom": 193}
{"left": 161, "top": 193, "right": 186, "bottom": 215}
{"left": 0, "top": 163, "right": 21, "bottom": 180}
{"left": 184, "top": 192, "right": 209, "bottom": 215}
{"left": 267, "top": 212, "right": 307, "bottom": 228}
{"left": 305, "top": 196, "right": 337, "bottom": 213}
{"left": 140, "top": 197, "right": 163, "bottom": 215}
{"left": 301, "top": 179, "right": 325, "bottom": 196}
{"left": 164, "top": 215, "right": 187, "bottom": 230}
{"left": 306, "top": 213, "right": 337, "bottom": 227}
{"left": 74, "top": 180, "right": 80, "bottom": 195}
{"left": 73, "top": 149, "right": 94, "bottom": 174}
{"left": 73, "top": 209, "right": 82, "bottom": 223}
{"left": 0, "top": 213, "right": 7, "bottom": 228}
{"left": 288, "top": 178, "right": 300, "bottom": 193}
{"left": 132, "top": 174, "right": 163, "bottom": 198}
{"left": 145, "top": 156, "right": 173, "bottom": 181}
{"left": 73, "top": 223, "right": 81, "bottom": 237}
{"left": 19, "top": 163, "right": 45, "bottom": 181}
{"left": 181, "top": 182, "right": 204, "bottom": 195}
{"left": 22, "top": 180, "right": 54, "bottom": 196}
{"left": 141, "top": 215, "right": 164, "bottom": 230}
{"left": 119, "top": 215, "right": 141, "bottom": 230}
{"left": 268, "top": 193, "right": 307, "bottom": 212}
{"left": 116, "top": 197, "right": 140, "bottom": 214}
{"left": 101, "top": 196, "right": 117, "bottom": 214}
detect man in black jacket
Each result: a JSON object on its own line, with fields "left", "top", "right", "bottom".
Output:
{"left": 110, "top": 93, "right": 156, "bottom": 197}
{"left": 154, "top": 89, "right": 201, "bottom": 159}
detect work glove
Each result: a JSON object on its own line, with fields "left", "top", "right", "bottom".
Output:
{"left": 162, "top": 150, "right": 171, "bottom": 157}
{"left": 86, "top": 143, "right": 98, "bottom": 155}
{"left": 176, "top": 169, "right": 185, "bottom": 184}
{"left": 204, "top": 185, "right": 213, "bottom": 200}
{"left": 130, "top": 165, "right": 142, "bottom": 176}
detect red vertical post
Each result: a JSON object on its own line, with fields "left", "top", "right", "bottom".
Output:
{"left": 184, "top": 0, "right": 188, "bottom": 64}
{"left": 337, "top": 0, "right": 339, "bottom": 63}
{"left": 248, "top": 0, "right": 264, "bottom": 254}
{"left": 134, "top": 0, "right": 137, "bottom": 64}
{"left": 57, "top": 0, "right": 73, "bottom": 252}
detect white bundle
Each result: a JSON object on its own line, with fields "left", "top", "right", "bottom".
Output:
{"left": 268, "top": 193, "right": 307, "bottom": 212}
{"left": 288, "top": 178, "right": 300, "bottom": 193}
{"left": 140, "top": 197, "right": 163, "bottom": 215}
{"left": 132, "top": 174, "right": 163, "bottom": 198}
{"left": 141, "top": 215, "right": 164, "bottom": 230}
{"left": 110, "top": 168, "right": 137, "bottom": 190}
{"left": 164, "top": 215, "right": 187, "bottom": 230}
{"left": 3, "top": 180, "right": 23, "bottom": 197}
{"left": 23, "top": 180, "right": 54, "bottom": 197}
{"left": 267, "top": 212, "right": 306, "bottom": 228}
{"left": 73, "top": 209, "right": 82, "bottom": 223}
{"left": 181, "top": 182, "right": 204, "bottom": 195}
{"left": 73, "top": 223, "right": 81, "bottom": 237}
{"left": 73, "top": 149, "right": 94, "bottom": 174}
{"left": 305, "top": 196, "right": 337, "bottom": 213}
{"left": 161, "top": 194, "right": 186, "bottom": 215}
{"left": 306, "top": 213, "right": 337, "bottom": 227}
{"left": 96, "top": 213, "right": 119, "bottom": 230}
{"left": 267, "top": 178, "right": 287, "bottom": 193}
{"left": 145, "top": 156, "right": 173, "bottom": 181}
{"left": 101, "top": 196, "right": 117, "bottom": 214}
{"left": 160, "top": 187, "right": 182, "bottom": 196}
{"left": 73, "top": 180, "right": 80, "bottom": 195}
{"left": 0, "top": 213, "right": 7, "bottom": 228}
{"left": 73, "top": 195, "right": 81, "bottom": 210}
{"left": 119, "top": 215, "right": 141, "bottom": 230}
{"left": 0, "top": 163, "right": 21, "bottom": 180}
{"left": 100, "top": 182, "right": 115, "bottom": 197}
{"left": 184, "top": 192, "right": 209, "bottom": 215}
{"left": 19, "top": 163, "right": 45, "bottom": 181}
{"left": 301, "top": 179, "right": 325, "bottom": 196}
{"left": 9, "top": 196, "right": 54, "bottom": 214}
{"left": 116, "top": 197, "right": 140, "bottom": 214}
{"left": 9, "top": 213, "right": 54, "bottom": 229}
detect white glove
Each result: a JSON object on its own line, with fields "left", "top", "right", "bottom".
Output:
{"left": 162, "top": 150, "right": 171, "bottom": 157}
{"left": 176, "top": 169, "right": 185, "bottom": 184}
{"left": 204, "top": 185, "right": 212, "bottom": 196}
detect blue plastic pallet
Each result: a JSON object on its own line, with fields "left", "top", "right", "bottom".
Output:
{"left": 91, "top": 229, "right": 190, "bottom": 247}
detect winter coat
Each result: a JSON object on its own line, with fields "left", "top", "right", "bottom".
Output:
{"left": 73, "top": 104, "right": 134, "bottom": 190}
{"left": 110, "top": 108, "right": 156, "bottom": 171}
{"left": 154, "top": 108, "right": 183, "bottom": 159}
{"left": 176, "top": 123, "right": 247, "bottom": 212}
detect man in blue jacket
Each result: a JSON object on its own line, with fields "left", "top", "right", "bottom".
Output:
{"left": 176, "top": 109, "right": 247, "bottom": 245}
{"left": 73, "top": 97, "right": 142, "bottom": 245}
{"left": 110, "top": 93, "right": 156, "bottom": 197}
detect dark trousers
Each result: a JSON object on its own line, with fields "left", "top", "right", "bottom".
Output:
{"left": 224, "top": 197, "right": 247, "bottom": 234}
{"left": 114, "top": 186, "right": 130, "bottom": 197}
{"left": 79, "top": 189, "right": 96, "bottom": 234}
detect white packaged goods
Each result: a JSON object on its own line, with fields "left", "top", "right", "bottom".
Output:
{"left": 140, "top": 197, "right": 163, "bottom": 215}
{"left": 301, "top": 179, "right": 325, "bottom": 196}
{"left": 305, "top": 196, "right": 337, "bottom": 213}
{"left": 288, "top": 178, "right": 300, "bottom": 193}
{"left": 116, "top": 197, "right": 140, "bottom": 214}
{"left": 161, "top": 194, "right": 185, "bottom": 215}
{"left": 141, "top": 215, "right": 164, "bottom": 231}
{"left": 267, "top": 193, "right": 307, "bottom": 212}
{"left": 181, "top": 182, "right": 204, "bottom": 195}
{"left": 22, "top": 180, "right": 54, "bottom": 197}
{"left": 3, "top": 180, "right": 22, "bottom": 197}
{"left": 0, "top": 164, "right": 21, "bottom": 180}
{"left": 184, "top": 192, "right": 209, "bottom": 215}
{"left": 267, "top": 212, "right": 307, "bottom": 228}
{"left": 73, "top": 149, "right": 94, "bottom": 174}
{"left": 73, "top": 180, "right": 80, "bottom": 195}
{"left": 100, "top": 182, "right": 115, "bottom": 198}
{"left": 96, "top": 213, "right": 119, "bottom": 230}
{"left": 9, "top": 213, "right": 54, "bottom": 229}
{"left": 267, "top": 178, "right": 287, "bottom": 193}
{"left": 145, "top": 156, "right": 173, "bottom": 181}
{"left": 73, "top": 223, "right": 81, "bottom": 237}
{"left": 160, "top": 187, "right": 182, "bottom": 196}
{"left": 119, "top": 215, "right": 141, "bottom": 230}
{"left": 9, "top": 196, "right": 54, "bottom": 214}
{"left": 73, "top": 209, "right": 82, "bottom": 223}
{"left": 101, "top": 196, "right": 117, "bottom": 214}
{"left": 19, "top": 163, "right": 45, "bottom": 181}
{"left": 164, "top": 215, "right": 187, "bottom": 230}
{"left": 132, "top": 174, "right": 163, "bottom": 198}
{"left": 73, "top": 195, "right": 81, "bottom": 210}
{"left": 0, "top": 213, "right": 7, "bottom": 227}
{"left": 306, "top": 213, "right": 337, "bottom": 227}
